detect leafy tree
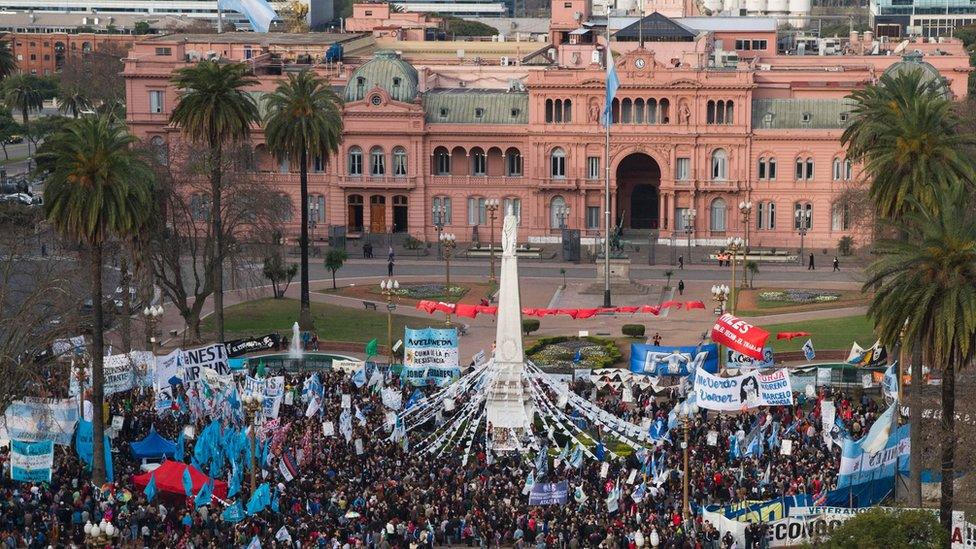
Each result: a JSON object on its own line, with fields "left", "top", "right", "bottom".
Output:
{"left": 169, "top": 60, "right": 259, "bottom": 342}
{"left": 863, "top": 188, "right": 976, "bottom": 534}
{"left": 3, "top": 74, "right": 45, "bottom": 162}
{"left": 324, "top": 249, "right": 347, "bottom": 290}
{"left": 57, "top": 84, "right": 93, "bottom": 118}
{"left": 664, "top": 269, "right": 674, "bottom": 288}
{"left": 264, "top": 252, "right": 298, "bottom": 298}
{"left": 746, "top": 261, "right": 759, "bottom": 288}
{"left": 822, "top": 508, "right": 946, "bottom": 548}
{"left": 439, "top": 15, "right": 498, "bottom": 37}
{"left": 134, "top": 21, "right": 152, "bottom": 34}
{"left": 0, "top": 42, "right": 16, "bottom": 81}
{"left": 263, "top": 70, "right": 343, "bottom": 327}
{"left": 41, "top": 115, "right": 154, "bottom": 485}
{"left": 0, "top": 109, "right": 22, "bottom": 161}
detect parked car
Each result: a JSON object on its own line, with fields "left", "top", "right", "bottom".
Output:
{"left": 5, "top": 135, "right": 23, "bottom": 144}
{"left": 0, "top": 193, "right": 41, "bottom": 206}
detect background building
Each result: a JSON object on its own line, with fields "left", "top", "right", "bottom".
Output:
{"left": 869, "top": 0, "right": 976, "bottom": 38}
{"left": 122, "top": 1, "right": 971, "bottom": 252}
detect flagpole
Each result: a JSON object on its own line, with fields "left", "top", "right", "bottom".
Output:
{"left": 603, "top": 13, "right": 612, "bottom": 308}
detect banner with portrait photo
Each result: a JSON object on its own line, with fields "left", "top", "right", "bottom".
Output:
{"left": 725, "top": 347, "right": 775, "bottom": 370}
{"left": 694, "top": 369, "right": 793, "bottom": 411}
{"left": 630, "top": 344, "right": 719, "bottom": 376}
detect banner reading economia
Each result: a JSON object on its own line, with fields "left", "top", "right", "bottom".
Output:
{"left": 711, "top": 313, "right": 770, "bottom": 360}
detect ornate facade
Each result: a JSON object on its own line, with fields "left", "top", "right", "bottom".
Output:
{"left": 122, "top": 7, "right": 971, "bottom": 250}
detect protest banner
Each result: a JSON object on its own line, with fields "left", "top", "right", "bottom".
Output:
{"left": 264, "top": 376, "right": 285, "bottom": 419}
{"left": 630, "top": 344, "right": 719, "bottom": 376}
{"left": 70, "top": 351, "right": 155, "bottom": 397}
{"left": 837, "top": 424, "right": 909, "bottom": 488}
{"left": 10, "top": 440, "right": 54, "bottom": 482}
{"left": 1, "top": 397, "right": 79, "bottom": 445}
{"left": 710, "top": 314, "right": 770, "bottom": 360}
{"left": 952, "top": 511, "right": 976, "bottom": 548}
{"left": 182, "top": 344, "right": 230, "bottom": 390}
{"left": 725, "top": 347, "right": 775, "bottom": 370}
{"left": 225, "top": 334, "right": 280, "bottom": 358}
{"left": 154, "top": 349, "right": 182, "bottom": 413}
{"left": 528, "top": 481, "right": 569, "bottom": 505}
{"left": 693, "top": 369, "right": 793, "bottom": 411}
{"left": 332, "top": 360, "right": 365, "bottom": 376}
{"left": 402, "top": 328, "right": 460, "bottom": 386}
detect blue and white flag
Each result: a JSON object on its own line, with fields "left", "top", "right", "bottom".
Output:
{"left": 631, "top": 482, "right": 647, "bottom": 503}
{"left": 574, "top": 485, "right": 587, "bottom": 503}
{"left": 10, "top": 440, "right": 54, "bottom": 482}
{"left": 182, "top": 467, "right": 194, "bottom": 496}
{"left": 606, "top": 483, "right": 620, "bottom": 514}
{"left": 728, "top": 433, "right": 741, "bottom": 460}
{"left": 569, "top": 444, "right": 584, "bottom": 469}
{"left": 522, "top": 470, "right": 535, "bottom": 495}
{"left": 144, "top": 472, "right": 158, "bottom": 502}
{"left": 302, "top": 373, "right": 323, "bottom": 404}
{"left": 175, "top": 429, "right": 185, "bottom": 462}
{"left": 882, "top": 362, "right": 899, "bottom": 400}
{"left": 352, "top": 365, "right": 367, "bottom": 388}
{"left": 228, "top": 463, "right": 242, "bottom": 499}
{"left": 802, "top": 339, "right": 816, "bottom": 361}
{"left": 246, "top": 535, "right": 263, "bottom": 549}
{"left": 649, "top": 418, "right": 669, "bottom": 442}
{"left": 602, "top": 47, "right": 619, "bottom": 127}
{"left": 861, "top": 402, "right": 898, "bottom": 454}
{"left": 355, "top": 405, "right": 367, "bottom": 427}
{"left": 194, "top": 479, "right": 214, "bottom": 508}
{"left": 535, "top": 446, "right": 548, "bottom": 477}
{"left": 595, "top": 441, "right": 606, "bottom": 462}
{"left": 405, "top": 389, "right": 424, "bottom": 410}
{"left": 74, "top": 419, "right": 114, "bottom": 482}
{"left": 222, "top": 500, "right": 246, "bottom": 523}
{"left": 767, "top": 422, "right": 781, "bottom": 449}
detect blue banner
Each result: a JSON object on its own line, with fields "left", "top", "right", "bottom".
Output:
{"left": 528, "top": 481, "right": 569, "bottom": 505}
{"left": 74, "top": 420, "right": 114, "bottom": 482}
{"left": 403, "top": 327, "right": 460, "bottom": 386}
{"left": 630, "top": 344, "right": 719, "bottom": 376}
{"left": 10, "top": 440, "right": 54, "bottom": 483}
{"left": 837, "top": 424, "right": 909, "bottom": 489}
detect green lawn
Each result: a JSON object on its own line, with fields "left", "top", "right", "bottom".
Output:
{"left": 202, "top": 298, "right": 437, "bottom": 345}
{"left": 764, "top": 314, "right": 877, "bottom": 352}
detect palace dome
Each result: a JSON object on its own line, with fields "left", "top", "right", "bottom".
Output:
{"left": 343, "top": 50, "right": 419, "bottom": 102}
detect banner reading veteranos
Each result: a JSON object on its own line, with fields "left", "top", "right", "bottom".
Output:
{"left": 403, "top": 327, "right": 460, "bottom": 386}
{"left": 694, "top": 369, "right": 793, "bottom": 411}
{"left": 10, "top": 439, "right": 54, "bottom": 482}
{"left": 528, "top": 481, "right": 569, "bottom": 505}
{"left": 630, "top": 344, "right": 719, "bottom": 376}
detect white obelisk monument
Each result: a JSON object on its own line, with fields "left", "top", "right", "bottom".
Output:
{"left": 486, "top": 208, "right": 534, "bottom": 448}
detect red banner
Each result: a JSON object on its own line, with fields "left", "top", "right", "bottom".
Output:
{"left": 710, "top": 313, "right": 770, "bottom": 360}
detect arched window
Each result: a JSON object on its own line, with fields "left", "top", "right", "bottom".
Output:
{"left": 844, "top": 159, "right": 853, "bottom": 181}
{"left": 391, "top": 147, "right": 407, "bottom": 177}
{"left": 467, "top": 196, "right": 486, "bottom": 226}
{"left": 506, "top": 148, "right": 522, "bottom": 176}
{"left": 768, "top": 158, "right": 777, "bottom": 180}
{"left": 504, "top": 197, "right": 522, "bottom": 224}
{"left": 563, "top": 99, "right": 572, "bottom": 122}
{"left": 554, "top": 99, "right": 563, "bottom": 123}
{"left": 545, "top": 99, "right": 554, "bottom": 123}
{"left": 716, "top": 100, "right": 725, "bottom": 124}
{"left": 710, "top": 198, "right": 727, "bottom": 231}
{"left": 659, "top": 98, "right": 670, "bottom": 123}
{"left": 707, "top": 100, "right": 715, "bottom": 124}
{"left": 370, "top": 147, "right": 385, "bottom": 176}
{"left": 634, "top": 99, "right": 645, "bottom": 124}
{"left": 611, "top": 98, "right": 620, "bottom": 124}
{"left": 150, "top": 136, "right": 167, "bottom": 165}
{"left": 550, "top": 195, "right": 567, "bottom": 229}
{"left": 313, "top": 155, "right": 325, "bottom": 172}
{"left": 794, "top": 202, "right": 813, "bottom": 229}
{"left": 647, "top": 99, "right": 657, "bottom": 124}
{"left": 190, "top": 193, "right": 210, "bottom": 222}
{"left": 756, "top": 201, "right": 776, "bottom": 230}
{"left": 621, "top": 98, "right": 632, "bottom": 124}
{"left": 711, "top": 149, "right": 728, "bottom": 181}
{"left": 724, "top": 100, "right": 733, "bottom": 124}
{"left": 832, "top": 203, "right": 851, "bottom": 231}
{"left": 756, "top": 202, "right": 764, "bottom": 230}
{"left": 279, "top": 157, "right": 289, "bottom": 174}
{"left": 309, "top": 194, "right": 326, "bottom": 224}
{"left": 758, "top": 157, "right": 766, "bottom": 180}
{"left": 391, "top": 77, "right": 402, "bottom": 101}
{"left": 768, "top": 202, "right": 776, "bottom": 229}
{"left": 432, "top": 196, "right": 452, "bottom": 224}
{"left": 795, "top": 157, "right": 814, "bottom": 180}
{"left": 434, "top": 147, "right": 450, "bottom": 175}
{"left": 832, "top": 158, "right": 842, "bottom": 181}
{"left": 355, "top": 77, "right": 365, "bottom": 100}
{"left": 348, "top": 146, "right": 363, "bottom": 176}
{"left": 551, "top": 147, "right": 566, "bottom": 178}
{"left": 471, "top": 147, "right": 487, "bottom": 176}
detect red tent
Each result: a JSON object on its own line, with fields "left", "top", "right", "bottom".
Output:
{"left": 132, "top": 461, "right": 228, "bottom": 500}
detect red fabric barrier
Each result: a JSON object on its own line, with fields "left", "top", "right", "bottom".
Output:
{"left": 685, "top": 301, "right": 706, "bottom": 310}
{"left": 775, "top": 331, "right": 811, "bottom": 341}
{"left": 662, "top": 300, "right": 683, "bottom": 309}
{"left": 455, "top": 304, "right": 479, "bottom": 318}
{"left": 615, "top": 306, "right": 639, "bottom": 313}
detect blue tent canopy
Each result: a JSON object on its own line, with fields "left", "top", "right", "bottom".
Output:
{"left": 130, "top": 426, "right": 178, "bottom": 459}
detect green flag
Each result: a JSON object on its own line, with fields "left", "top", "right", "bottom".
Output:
{"left": 256, "top": 360, "right": 266, "bottom": 378}
{"left": 365, "top": 339, "right": 378, "bottom": 357}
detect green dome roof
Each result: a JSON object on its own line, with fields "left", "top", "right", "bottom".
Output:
{"left": 882, "top": 51, "right": 949, "bottom": 97}
{"left": 344, "top": 50, "right": 419, "bottom": 103}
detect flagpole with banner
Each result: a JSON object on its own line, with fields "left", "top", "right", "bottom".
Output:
{"left": 602, "top": 12, "right": 618, "bottom": 308}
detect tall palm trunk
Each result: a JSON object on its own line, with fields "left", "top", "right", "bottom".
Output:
{"left": 299, "top": 147, "right": 312, "bottom": 330}
{"left": 909, "top": 346, "right": 922, "bottom": 506}
{"left": 89, "top": 244, "right": 107, "bottom": 484}
{"left": 21, "top": 109, "right": 30, "bottom": 163}
{"left": 210, "top": 142, "right": 224, "bottom": 342}
{"left": 120, "top": 255, "right": 131, "bottom": 352}
{"left": 939, "top": 357, "right": 956, "bottom": 536}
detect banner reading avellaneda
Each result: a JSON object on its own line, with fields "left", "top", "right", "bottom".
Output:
{"left": 403, "top": 327, "right": 460, "bottom": 386}
{"left": 694, "top": 369, "right": 793, "bottom": 411}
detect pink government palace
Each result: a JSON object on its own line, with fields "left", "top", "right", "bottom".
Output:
{"left": 122, "top": 0, "right": 971, "bottom": 252}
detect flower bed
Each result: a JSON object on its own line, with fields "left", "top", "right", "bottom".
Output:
{"left": 381, "top": 283, "right": 467, "bottom": 300}
{"left": 758, "top": 289, "right": 840, "bottom": 304}
{"left": 526, "top": 336, "right": 622, "bottom": 370}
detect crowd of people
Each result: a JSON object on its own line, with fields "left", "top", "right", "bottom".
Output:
{"left": 0, "top": 362, "right": 886, "bottom": 549}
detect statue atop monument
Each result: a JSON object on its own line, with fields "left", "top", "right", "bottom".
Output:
{"left": 502, "top": 209, "right": 518, "bottom": 257}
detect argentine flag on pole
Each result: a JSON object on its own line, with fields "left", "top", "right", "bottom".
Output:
{"left": 602, "top": 47, "right": 619, "bottom": 127}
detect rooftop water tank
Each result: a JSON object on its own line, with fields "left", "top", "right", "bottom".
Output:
{"left": 787, "top": 0, "right": 811, "bottom": 27}
{"left": 745, "top": 0, "right": 767, "bottom": 15}
{"left": 766, "top": 0, "right": 788, "bottom": 15}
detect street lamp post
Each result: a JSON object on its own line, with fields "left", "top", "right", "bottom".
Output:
{"left": 433, "top": 205, "right": 445, "bottom": 260}
{"left": 83, "top": 520, "right": 119, "bottom": 547}
{"left": 143, "top": 305, "right": 164, "bottom": 354}
{"left": 682, "top": 415, "right": 690, "bottom": 521}
{"left": 795, "top": 208, "right": 810, "bottom": 265}
{"left": 738, "top": 201, "right": 752, "bottom": 288}
{"left": 555, "top": 204, "right": 570, "bottom": 229}
{"left": 711, "top": 284, "right": 730, "bottom": 315}
{"left": 486, "top": 199, "right": 500, "bottom": 284}
{"left": 380, "top": 279, "right": 399, "bottom": 365}
{"left": 682, "top": 209, "right": 697, "bottom": 264}
{"left": 440, "top": 232, "right": 457, "bottom": 326}
{"left": 242, "top": 393, "right": 265, "bottom": 494}
{"left": 726, "top": 236, "right": 743, "bottom": 314}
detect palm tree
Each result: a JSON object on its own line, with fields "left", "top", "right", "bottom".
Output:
{"left": 41, "top": 116, "right": 154, "bottom": 484}
{"left": 843, "top": 67, "right": 976, "bottom": 510}
{"left": 263, "top": 70, "right": 343, "bottom": 329}
{"left": 3, "top": 74, "right": 44, "bottom": 162}
{"left": 169, "top": 60, "right": 259, "bottom": 341}
{"left": 863, "top": 190, "right": 976, "bottom": 536}
{"left": 57, "top": 84, "right": 93, "bottom": 118}
{"left": 842, "top": 69, "right": 975, "bottom": 219}
{"left": 0, "top": 42, "right": 17, "bottom": 81}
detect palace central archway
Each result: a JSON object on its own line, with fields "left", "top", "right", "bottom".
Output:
{"left": 616, "top": 153, "right": 661, "bottom": 230}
